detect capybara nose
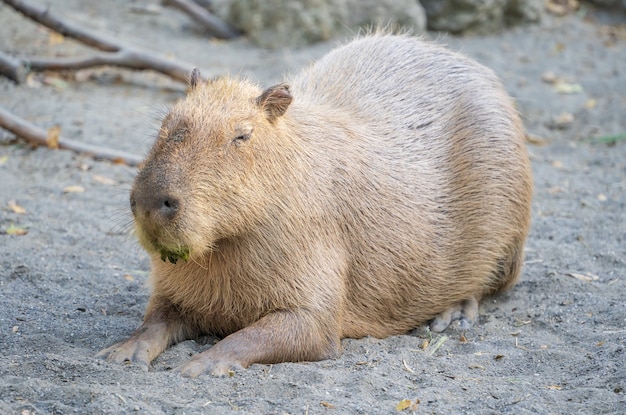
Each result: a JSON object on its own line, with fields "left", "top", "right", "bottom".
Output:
{"left": 131, "top": 192, "right": 180, "bottom": 220}
{"left": 157, "top": 196, "right": 179, "bottom": 219}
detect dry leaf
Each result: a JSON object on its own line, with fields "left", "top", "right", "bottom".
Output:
{"left": 43, "top": 76, "right": 68, "bottom": 91}
{"left": 596, "top": 341, "right": 605, "bottom": 347}
{"left": 46, "top": 125, "right": 61, "bottom": 149}
{"left": 597, "top": 194, "right": 607, "bottom": 202}
{"left": 551, "top": 160, "right": 564, "bottom": 168}
{"left": 545, "top": 0, "right": 579, "bottom": 16}
{"left": 547, "top": 385, "right": 562, "bottom": 390}
{"left": 469, "top": 363, "right": 486, "bottom": 370}
{"left": 49, "top": 32, "right": 65, "bottom": 45}
{"left": 25, "top": 73, "right": 42, "bottom": 88}
{"left": 554, "top": 81, "right": 583, "bottom": 94}
{"left": 550, "top": 112, "right": 574, "bottom": 130}
{"left": 320, "top": 401, "right": 335, "bottom": 409}
{"left": 7, "top": 200, "right": 26, "bottom": 214}
{"left": 6, "top": 224, "right": 27, "bottom": 235}
{"left": 494, "top": 354, "right": 504, "bottom": 360}
{"left": 526, "top": 134, "right": 547, "bottom": 145}
{"left": 396, "top": 399, "right": 420, "bottom": 412}
{"left": 123, "top": 274, "right": 134, "bottom": 282}
{"left": 0, "top": 154, "right": 8, "bottom": 165}
{"left": 63, "top": 185, "right": 85, "bottom": 193}
{"left": 567, "top": 272, "right": 599, "bottom": 282}
{"left": 93, "top": 175, "right": 116, "bottom": 186}
{"left": 585, "top": 99, "right": 597, "bottom": 109}
{"left": 12, "top": 325, "right": 19, "bottom": 333}
{"left": 421, "top": 339, "right": 429, "bottom": 350}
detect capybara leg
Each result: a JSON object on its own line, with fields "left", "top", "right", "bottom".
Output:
{"left": 96, "top": 297, "right": 193, "bottom": 370}
{"left": 429, "top": 297, "right": 479, "bottom": 333}
{"left": 174, "top": 310, "right": 340, "bottom": 377}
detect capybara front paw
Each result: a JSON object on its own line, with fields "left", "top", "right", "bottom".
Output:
{"left": 173, "top": 353, "right": 244, "bottom": 378}
{"left": 95, "top": 340, "right": 152, "bottom": 370}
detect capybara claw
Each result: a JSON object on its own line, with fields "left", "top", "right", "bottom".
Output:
{"left": 95, "top": 340, "right": 151, "bottom": 370}
{"left": 173, "top": 354, "right": 243, "bottom": 378}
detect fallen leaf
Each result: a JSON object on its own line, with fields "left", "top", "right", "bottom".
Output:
{"left": 320, "top": 401, "right": 335, "bottom": 409}
{"left": 567, "top": 272, "right": 599, "bottom": 282}
{"left": 469, "top": 363, "right": 485, "bottom": 370}
{"left": 552, "top": 160, "right": 564, "bottom": 168}
{"left": 63, "top": 185, "right": 85, "bottom": 193}
{"left": 25, "top": 73, "right": 42, "bottom": 88}
{"left": 554, "top": 81, "right": 583, "bottom": 94}
{"left": 421, "top": 339, "right": 429, "bottom": 350}
{"left": 93, "top": 174, "right": 116, "bottom": 186}
{"left": 0, "top": 154, "right": 8, "bottom": 165}
{"left": 545, "top": 0, "right": 579, "bottom": 16}
{"left": 7, "top": 200, "right": 26, "bottom": 214}
{"left": 12, "top": 325, "right": 19, "bottom": 333}
{"left": 123, "top": 274, "right": 134, "bottom": 282}
{"left": 549, "top": 112, "right": 574, "bottom": 130}
{"left": 547, "top": 385, "right": 562, "bottom": 390}
{"left": 6, "top": 224, "right": 27, "bottom": 235}
{"left": 597, "top": 194, "right": 607, "bottom": 202}
{"left": 585, "top": 99, "right": 597, "bottom": 109}
{"left": 596, "top": 341, "right": 604, "bottom": 347}
{"left": 494, "top": 354, "right": 504, "bottom": 360}
{"left": 48, "top": 32, "right": 65, "bottom": 45}
{"left": 46, "top": 125, "right": 61, "bottom": 149}
{"left": 43, "top": 76, "right": 68, "bottom": 91}
{"left": 526, "top": 134, "right": 547, "bottom": 145}
{"left": 396, "top": 399, "right": 419, "bottom": 411}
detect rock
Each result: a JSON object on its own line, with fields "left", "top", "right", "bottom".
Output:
{"left": 420, "top": 0, "right": 543, "bottom": 34}
{"left": 211, "top": 0, "right": 426, "bottom": 48}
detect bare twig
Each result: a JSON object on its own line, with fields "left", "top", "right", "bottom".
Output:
{"left": 2, "top": 0, "right": 119, "bottom": 52}
{"left": 0, "top": 106, "right": 143, "bottom": 166}
{"left": 1, "top": 0, "right": 203, "bottom": 83}
{"left": 163, "top": 0, "right": 239, "bottom": 39}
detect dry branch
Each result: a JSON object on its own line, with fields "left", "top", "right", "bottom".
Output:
{"left": 0, "top": 106, "right": 143, "bottom": 166}
{"left": 0, "top": 50, "right": 27, "bottom": 83}
{"left": 1, "top": 0, "right": 203, "bottom": 83}
{"left": 3, "top": 0, "right": 119, "bottom": 52}
{"left": 163, "top": 0, "right": 239, "bottom": 39}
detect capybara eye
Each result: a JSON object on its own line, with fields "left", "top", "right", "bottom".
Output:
{"left": 168, "top": 129, "right": 187, "bottom": 143}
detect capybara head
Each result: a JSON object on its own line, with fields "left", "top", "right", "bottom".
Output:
{"left": 130, "top": 70, "right": 293, "bottom": 263}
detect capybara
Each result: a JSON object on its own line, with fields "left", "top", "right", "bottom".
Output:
{"left": 97, "top": 33, "right": 532, "bottom": 377}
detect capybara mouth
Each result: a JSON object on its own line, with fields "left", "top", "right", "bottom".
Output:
{"left": 159, "top": 246, "right": 190, "bottom": 264}
{"left": 134, "top": 223, "right": 191, "bottom": 264}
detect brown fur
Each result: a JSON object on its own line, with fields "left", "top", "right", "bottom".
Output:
{"left": 97, "top": 33, "right": 532, "bottom": 377}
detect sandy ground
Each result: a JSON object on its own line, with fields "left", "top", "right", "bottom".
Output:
{"left": 0, "top": 1, "right": 625, "bottom": 414}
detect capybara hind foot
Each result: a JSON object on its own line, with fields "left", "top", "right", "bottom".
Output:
{"left": 430, "top": 297, "right": 479, "bottom": 332}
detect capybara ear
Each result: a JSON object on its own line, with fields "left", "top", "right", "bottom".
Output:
{"left": 256, "top": 83, "right": 293, "bottom": 122}
{"left": 189, "top": 68, "right": 202, "bottom": 90}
